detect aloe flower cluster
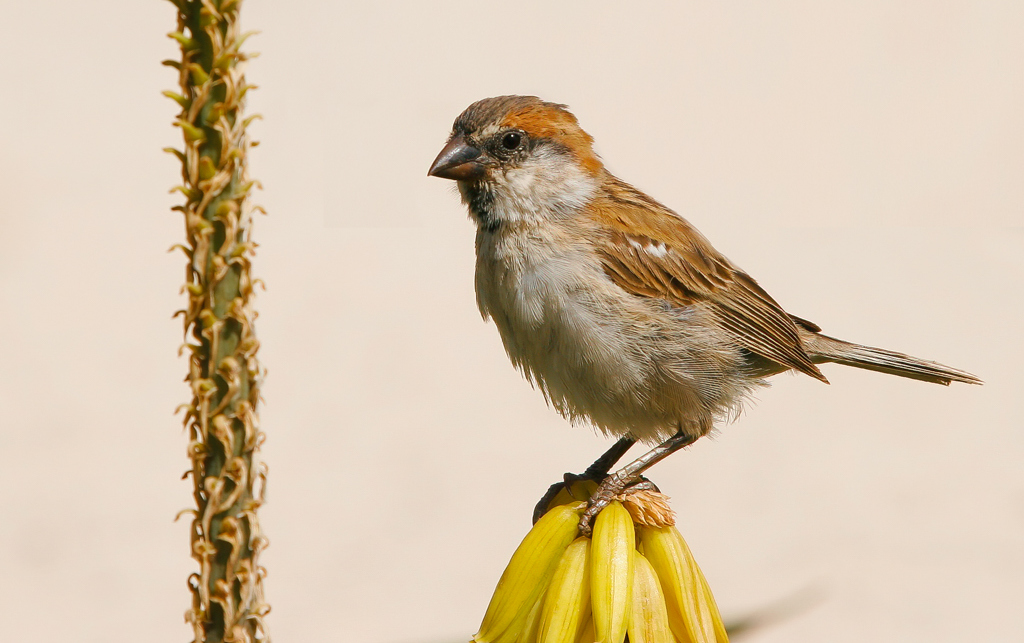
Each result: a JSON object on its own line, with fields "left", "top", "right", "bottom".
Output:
{"left": 164, "top": 1, "right": 269, "bottom": 641}
{"left": 474, "top": 489, "right": 727, "bottom": 643}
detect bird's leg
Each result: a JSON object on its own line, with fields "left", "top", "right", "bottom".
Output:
{"left": 532, "top": 437, "right": 636, "bottom": 524}
{"left": 578, "top": 430, "right": 698, "bottom": 537}
{"left": 582, "top": 436, "right": 638, "bottom": 479}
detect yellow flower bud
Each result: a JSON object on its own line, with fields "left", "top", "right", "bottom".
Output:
{"left": 637, "top": 526, "right": 727, "bottom": 643}
{"left": 537, "top": 537, "right": 591, "bottom": 643}
{"left": 474, "top": 502, "right": 585, "bottom": 643}
{"left": 590, "top": 501, "right": 634, "bottom": 643}
{"left": 626, "top": 552, "right": 675, "bottom": 643}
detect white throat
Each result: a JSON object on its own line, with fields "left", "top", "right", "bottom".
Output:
{"left": 461, "top": 149, "right": 600, "bottom": 228}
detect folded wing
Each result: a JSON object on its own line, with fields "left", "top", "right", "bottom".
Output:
{"left": 593, "top": 177, "right": 828, "bottom": 383}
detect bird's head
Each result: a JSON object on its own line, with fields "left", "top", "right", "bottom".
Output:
{"left": 428, "top": 96, "right": 604, "bottom": 226}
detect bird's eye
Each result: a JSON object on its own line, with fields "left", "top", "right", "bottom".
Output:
{"left": 501, "top": 131, "right": 522, "bottom": 150}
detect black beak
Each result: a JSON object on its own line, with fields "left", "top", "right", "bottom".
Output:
{"left": 428, "top": 135, "right": 486, "bottom": 181}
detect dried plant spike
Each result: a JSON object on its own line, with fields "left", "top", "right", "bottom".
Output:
{"left": 166, "top": 1, "right": 269, "bottom": 641}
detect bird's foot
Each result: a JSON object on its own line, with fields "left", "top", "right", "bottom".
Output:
{"left": 533, "top": 469, "right": 657, "bottom": 535}
{"left": 577, "top": 472, "right": 658, "bottom": 537}
{"left": 532, "top": 471, "right": 600, "bottom": 524}
{"left": 532, "top": 437, "right": 639, "bottom": 524}
{"left": 535, "top": 431, "right": 694, "bottom": 535}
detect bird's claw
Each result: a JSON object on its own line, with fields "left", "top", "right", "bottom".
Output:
{"left": 535, "top": 468, "right": 660, "bottom": 535}
{"left": 532, "top": 471, "right": 600, "bottom": 524}
{"left": 577, "top": 474, "right": 660, "bottom": 537}
{"left": 577, "top": 471, "right": 631, "bottom": 537}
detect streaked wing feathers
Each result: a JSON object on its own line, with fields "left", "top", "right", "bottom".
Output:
{"left": 593, "top": 178, "right": 827, "bottom": 382}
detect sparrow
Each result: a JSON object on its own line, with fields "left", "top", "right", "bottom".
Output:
{"left": 428, "top": 95, "right": 980, "bottom": 531}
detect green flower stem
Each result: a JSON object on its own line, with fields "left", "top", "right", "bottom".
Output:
{"left": 165, "top": 1, "right": 269, "bottom": 641}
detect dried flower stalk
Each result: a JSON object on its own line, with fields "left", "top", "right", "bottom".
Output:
{"left": 164, "top": 1, "right": 269, "bottom": 641}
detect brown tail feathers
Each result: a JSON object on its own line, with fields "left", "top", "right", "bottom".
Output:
{"left": 804, "top": 333, "right": 982, "bottom": 386}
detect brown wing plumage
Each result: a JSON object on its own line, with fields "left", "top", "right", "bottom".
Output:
{"left": 593, "top": 176, "right": 829, "bottom": 383}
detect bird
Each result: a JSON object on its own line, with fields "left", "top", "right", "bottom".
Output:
{"left": 427, "top": 95, "right": 980, "bottom": 532}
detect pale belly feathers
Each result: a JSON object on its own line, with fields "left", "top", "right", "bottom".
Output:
{"left": 474, "top": 224, "right": 757, "bottom": 443}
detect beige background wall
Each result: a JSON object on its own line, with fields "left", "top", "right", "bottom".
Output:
{"left": 0, "top": 1, "right": 1021, "bottom": 642}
